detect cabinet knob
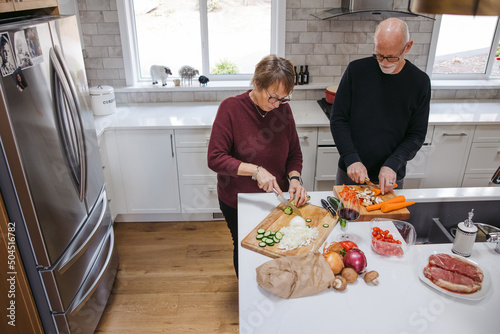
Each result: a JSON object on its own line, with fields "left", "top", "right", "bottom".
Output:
{"left": 298, "top": 135, "right": 309, "bottom": 140}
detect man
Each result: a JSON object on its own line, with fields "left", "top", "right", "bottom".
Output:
{"left": 330, "top": 18, "right": 431, "bottom": 194}
{"left": 1, "top": 34, "right": 16, "bottom": 76}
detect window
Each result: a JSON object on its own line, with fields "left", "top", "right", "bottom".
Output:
{"left": 117, "top": 0, "right": 286, "bottom": 85}
{"left": 427, "top": 15, "right": 500, "bottom": 79}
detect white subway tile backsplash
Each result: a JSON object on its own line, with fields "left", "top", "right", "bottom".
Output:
{"left": 299, "top": 32, "right": 323, "bottom": 44}
{"left": 313, "top": 44, "right": 335, "bottom": 55}
{"left": 79, "top": 11, "right": 103, "bottom": 23}
{"left": 149, "top": 92, "right": 173, "bottom": 103}
{"left": 81, "top": 23, "right": 98, "bottom": 35}
{"left": 290, "top": 43, "right": 314, "bottom": 55}
{"left": 86, "top": 0, "right": 111, "bottom": 11}
{"left": 85, "top": 46, "right": 109, "bottom": 58}
{"left": 92, "top": 35, "right": 116, "bottom": 47}
{"left": 321, "top": 32, "right": 343, "bottom": 44}
{"left": 336, "top": 44, "right": 358, "bottom": 55}
{"left": 344, "top": 32, "right": 367, "bottom": 44}
{"left": 305, "top": 55, "right": 329, "bottom": 66}
{"left": 103, "top": 11, "right": 119, "bottom": 23}
{"left": 102, "top": 58, "right": 124, "bottom": 69}
{"left": 97, "top": 22, "right": 120, "bottom": 35}
{"left": 287, "top": 20, "right": 308, "bottom": 32}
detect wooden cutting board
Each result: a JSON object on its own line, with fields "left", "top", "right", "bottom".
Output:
{"left": 333, "top": 185, "right": 410, "bottom": 221}
{"left": 241, "top": 203, "right": 337, "bottom": 259}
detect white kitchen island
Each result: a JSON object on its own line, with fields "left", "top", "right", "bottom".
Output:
{"left": 237, "top": 191, "right": 500, "bottom": 334}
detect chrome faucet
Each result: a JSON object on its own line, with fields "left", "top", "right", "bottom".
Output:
{"left": 476, "top": 224, "right": 500, "bottom": 254}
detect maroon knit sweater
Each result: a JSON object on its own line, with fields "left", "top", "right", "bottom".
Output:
{"left": 207, "top": 90, "right": 303, "bottom": 209}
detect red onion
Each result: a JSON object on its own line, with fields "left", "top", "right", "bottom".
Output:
{"left": 343, "top": 248, "right": 367, "bottom": 274}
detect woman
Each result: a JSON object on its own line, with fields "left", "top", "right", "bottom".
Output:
{"left": 207, "top": 54, "right": 308, "bottom": 276}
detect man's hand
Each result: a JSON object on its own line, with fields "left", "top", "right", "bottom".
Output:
{"left": 347, "top": 162, "right": 368, "bottom": 184}
{"left": 378, "top": 166, "right": 397, "bottom": 195}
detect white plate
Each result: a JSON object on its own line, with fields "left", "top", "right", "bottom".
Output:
{"left": 418, "top": 251, "right": 491, "bottom": 300}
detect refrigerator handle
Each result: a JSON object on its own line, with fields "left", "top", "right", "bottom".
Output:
{"left": 58, "top": 191, "right": 108, "bottom": 274}
{"left": 69, "top": 229, "right": 115, "bottom": 316}
{"left": 51, "top": 45, "right": 88, "bottom": 200}
{"left": 49, "top": 48, "right": 85, "bottom": 202}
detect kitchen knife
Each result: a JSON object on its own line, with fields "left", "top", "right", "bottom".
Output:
{"left": 273, "top": 188, "right": 302, "bottom": 217}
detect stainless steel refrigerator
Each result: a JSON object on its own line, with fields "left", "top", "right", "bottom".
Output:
{"left": 0, "top": 15, "right": 118, "bottom": 333}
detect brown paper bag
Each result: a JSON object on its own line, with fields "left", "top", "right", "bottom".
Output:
{"left": 255, "top": 252, "right": 335, "bottom": 299}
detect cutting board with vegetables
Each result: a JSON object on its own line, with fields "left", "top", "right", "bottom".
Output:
{"left": 333, "top": 186, "right": 410, "bottom": 221}
{"left": 241, "top": 203, "right": 337, "bottom": 259}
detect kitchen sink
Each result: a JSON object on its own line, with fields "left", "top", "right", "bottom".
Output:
{"left": 408, "top": 200, "right": 500, "bottom": 244}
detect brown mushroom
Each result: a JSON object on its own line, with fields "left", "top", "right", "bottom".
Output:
{"left": 364, "top": 270, "right": 379, "bottom": 285}
{"left": 332, "top": 275, "right": 347, "bottom": 291}
{"left": 341, "top": 267, "right": 358, "bottom": 283}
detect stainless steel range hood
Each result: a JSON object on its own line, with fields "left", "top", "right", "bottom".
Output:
{"left": 312, "top": 0, "right": 434, "bottom": 20}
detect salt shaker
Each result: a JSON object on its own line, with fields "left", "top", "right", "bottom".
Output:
{"left": 452, "top": 209, "right": 477, "bottom": 257}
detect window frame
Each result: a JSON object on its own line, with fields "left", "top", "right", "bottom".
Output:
{"left": 426, "top": 14, "right": 500, "bottom": 80}
{"left": 116, "top": 0, "right": 287, "bottom": 86}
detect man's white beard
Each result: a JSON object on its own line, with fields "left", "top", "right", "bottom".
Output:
{"left": 379, "top": 63, "right": 397, "bottom": 74}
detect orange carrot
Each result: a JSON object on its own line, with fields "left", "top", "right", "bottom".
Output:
{"left": 366, "top": 195, "right": 406, "bottom": 212}
{"left": 371, "top": 188, "right": 381, "bottom": 196}
{"left": 381, "top": 201, "right": 415, "bottom": 213}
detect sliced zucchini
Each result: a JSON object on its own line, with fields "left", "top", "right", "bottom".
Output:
{"left": 257, "top": 228, "right": 265, "bottom": 234}
{"left": 265, "top": 238, "right": 274, "bottom": 245}
{"left": 256, "top": 234, "right": 264, "bottom": 240}
{"left": 323, "top": 224, "right": 330, "bottom": 228}
{"left": 264, "top": 230, "right": 271, "bottom": 237}
{"left": 284, "top": 206, "right": 293, "bottom": 215}
{"left": 275, "top": 231, "right": 283, "bottom": 240}
{"left": 305, "top": 218, "right": 312, "bottom": 223}
{"left": 273, "top": 236, "right": 280, "bottom": 243}
{"left": 259, "top": 242, "right": 266, "bottom": 247}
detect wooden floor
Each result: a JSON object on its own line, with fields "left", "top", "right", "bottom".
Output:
{"left": 95, "top": 221, "right": 239, "bottom": 333}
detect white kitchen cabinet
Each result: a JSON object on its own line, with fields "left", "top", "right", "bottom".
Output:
{"left": 175, "top": 128, "right": 220, "bottom": 215}
{"left": 109, "top": 129, "right": 181, "bottom": 214}
{"left": 461, "top": 125, "right": 500, "bottom": 187}
{"left": 422, "top": 125, "right": 475, "bottom": 188}
{"left": 296, "top": 127, "right": 317, "bottom": 191}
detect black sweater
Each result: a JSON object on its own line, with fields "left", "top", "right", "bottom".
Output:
{"left": 330, "top": 57, "right": 431, "bottom": 182}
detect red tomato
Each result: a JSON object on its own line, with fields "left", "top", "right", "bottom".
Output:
{"left": 339, "top": 240, "right": 358, "bottom": 252}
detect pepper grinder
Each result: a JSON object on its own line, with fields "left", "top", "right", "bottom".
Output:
{"left": 452, "top": 209, "right": 477, "bottom": 257}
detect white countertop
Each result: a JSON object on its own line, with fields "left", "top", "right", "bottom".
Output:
{"left": 93, "top": 100, "right": 500, "bottom": 137}
{"left": 237, "top": 191, "right": 500, "bottom": 334}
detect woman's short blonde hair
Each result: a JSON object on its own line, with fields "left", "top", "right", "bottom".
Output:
{"left": 251, "top": 54, "right": 295, "bottom": 95}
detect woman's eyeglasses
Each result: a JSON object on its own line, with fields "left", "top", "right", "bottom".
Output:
{"left": 372, "top": 43, "right": 408, "bottom": 63}
{"left": 266, "top": 89, "right": 291, "bottom": 104}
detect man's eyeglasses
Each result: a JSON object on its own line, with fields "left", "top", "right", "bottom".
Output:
{"left": 266, "top": 89, "right": 291, "bottom": 104}
{"left": 372, "top": 42, "right": 408, "bottom": 63}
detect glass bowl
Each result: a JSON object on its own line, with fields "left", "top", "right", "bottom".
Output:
{"left": 370, "top": 218, "right": 416, "bottom": 258}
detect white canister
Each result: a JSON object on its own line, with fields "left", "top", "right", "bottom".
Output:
{"left": 89, "top": 85, "right": 116, "bottom": 116}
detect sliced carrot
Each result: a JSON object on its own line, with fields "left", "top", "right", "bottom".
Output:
{"left": 381, "top": 201, "right": 415, "bottom": 213}
{"left": 366, "top": 195, "right": 406, "bottom": 212}
{"left": 371, "top": 188, "right": 381, "bottom": 196}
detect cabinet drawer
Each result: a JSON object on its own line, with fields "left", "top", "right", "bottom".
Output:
{"left": 462, "top": 173, "right": 500, "bottom": 187}
{"left": 315, "top": 147, "right": 339, "bottom": 180}
{"left": 317, "top": 127, "right": 334, "bottom": 146}
{"left": 179, "top": 180, "right": 220, "bottom": 213}
{"left": 175, "top": 128, "right": 212, "bottom": 147}
{"left": 473, "top": 125, "right": 500, "bottom": 143}
{"left": 465, "top": 143, "right": 500, "bottom": 173}
{"left": 176, "top": 147, "right": 215, "bottom": 179}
